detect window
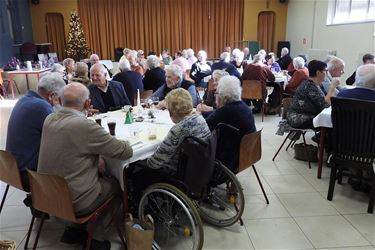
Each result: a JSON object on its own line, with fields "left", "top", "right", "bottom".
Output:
{"left": 327, "top": 0, "right": 375, "bottom": 25}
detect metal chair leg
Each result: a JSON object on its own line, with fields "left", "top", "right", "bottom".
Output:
{"left": 273, "top": 131, "right": 292, "bottom": 161}
{"left": 0, "top": 184, "right": 9, "bottom": 214}
{"left": 24, "top": 215, "right": 36, "bottom": 249}
{"left": 302, "top": 133, "right": 311, "bottom": 169}
{"left": 32, "top": 214, "right": 46, "bottom": 250}
{"left": 285, "top": 139, "right": 294, "bottom": 151}
{"left": 253, "top": 165, "right": 269, "bottom": 204}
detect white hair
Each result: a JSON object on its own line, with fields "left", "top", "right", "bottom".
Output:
{"left": 216, "top": 75, "right": 242, "bottom": 103}
{"left": 252, "top": 54, "right": 262, "bottom": 63}
{"left": 212, "top": 69, "right": 229, "bottom": 79}
{"left": 327, "top": 57, "right": 345, "bottom": 71}
{"left": 147, "top": 55, "right": 161, "bottom": 69}
{"left": 281, "top": 47, "right": 289, "bottom": 57}
{"left": 198, "top": 50, "right": 207, "bottom": 61}
{"left": 235, "top": 51, "right": 244, "bottom": 61}
{"left": 220, "top": 52, "right": 230, "bottom": 62}
{"left": 38, "top": 72, "right": 66, "bottom": 96}
{"left": 355, "top": 64, "right": 375, "bottom": 90}
{"left": 118, "top": 58, "right": 131, "bottom": 72}
{"left": 90, "top": 63, "right": 107, "bottom": 75}
{"left": 232, "top": 48, "right": 241, "bottom": 56}
{"left": 187, "top": 48, "right": 194, "bottom": 57}
{"left": 165, "top": 64, "right": 183, "bottom": 80}
{"left": 50, "top": 63, "right": 65, "bottom": 73}
{"left": 293, "top": 57, "right": 305, "bottom": 69}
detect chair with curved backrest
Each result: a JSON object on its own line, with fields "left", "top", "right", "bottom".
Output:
{"left": 0, "top": 150, "right": 26, "bottom": 215}
{"left": 20, "top": 42, "right": 37, "bottom": 62}
{"left": 241, "top": 80, "right": 265, "bottom": 122}
{"left": 239, "top": 129, "right": 269, "bottom": 204}
{"left": 25, "top": 170, "right": 126, "bottom": 250}
{"left": 327, "top": 97, "right": 375, "bottom": 213}
{"left": 272, "top": 97, "right": 314, "bottom": 169}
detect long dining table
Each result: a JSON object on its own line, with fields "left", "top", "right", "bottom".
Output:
{"left": 95, "top": 108, "right": 174, "bottom": 213}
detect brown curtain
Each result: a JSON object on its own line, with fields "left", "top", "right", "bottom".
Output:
{"left": 257, "top": 11, "right": 275, "bottom": 52}
{"left": 45, "top": 13, "right": 66, "bottom": 60}
{"left": 78, "top": 0, "right": 244, "bottom": 60}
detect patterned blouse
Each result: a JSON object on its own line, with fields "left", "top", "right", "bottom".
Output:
{"left": 287, "top": 79, "right": 329, "bottom": 128}
{"left": 147, "top": 114, "right": 211, "bottom": 174}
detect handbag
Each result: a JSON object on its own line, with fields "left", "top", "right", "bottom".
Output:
{"left": 125, "top": 213, "right": 154, "bottom": 250}
{"left": 294, "top": 143, "right": 318, "bottom": 162}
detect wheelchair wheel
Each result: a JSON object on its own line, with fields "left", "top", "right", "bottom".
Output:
{"left": 197, "top": 162, "right": 245, "bottom": 227}
{"left": 138, "top": 183, "right": 204, "bottom": 250}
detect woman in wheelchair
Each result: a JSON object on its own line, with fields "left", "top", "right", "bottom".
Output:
{"left": 129, "top": 88, "right": 211, "bottom": 197}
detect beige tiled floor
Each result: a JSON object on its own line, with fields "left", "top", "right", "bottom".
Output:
{"left": 0, "top": 99, "right": 374, "bottom": 250}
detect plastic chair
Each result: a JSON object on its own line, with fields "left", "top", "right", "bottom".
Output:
{"left": 239, "top": 129, "right": 269, "bottom": 204}
{"left": 25, "top": 170, "right": 126, "bottom": 250}
{"left": 241, "top": 80, "right": 265, "bottom": 122}
{"left": 327, "top": 97, "right": 375, "bottom": 213}
{"left": 0, "top": 150, "right": 26, "bottom": 215}
{"left": 272, "top": 97, "right": 314, "bottom": 169}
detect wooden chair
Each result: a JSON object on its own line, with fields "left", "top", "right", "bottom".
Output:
{"left": 133, "top": 90, "right": 153, "bottom": 106}
{"left": 272, "top": 97, "right": 314, "bottom": 169}
{"left": 327, "top": 97, "right": 375, "bottom": 213}
{"left": 207, "top": 79, "right": 215, "bottom": 92}
{"left": 25, "top": 170, "right": 126, "bottom": 250}
{"left": 0, "top": 150, "right": 26, "bottom": 215}
{"left": 239, "top": 130, "right": 269, "bottom": 204}
{"left": 241, "top": 80, "right": 264, "bottom": 122}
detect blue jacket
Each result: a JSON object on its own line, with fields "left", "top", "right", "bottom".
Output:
{"left": 89, "top": 80, "right": 130, "bottom": 113}
{"left": 205, "top": 101, "right": 256, "bottom": 172}
{"left": 112, "top": 70, "right": 144, "bottom": 105}
{"left": 6, "top": 90, "right": 53, "bottom": 172}
{"left": 211, "top": 60, "right": 241, "bottom": 78}
{"left": 143, "top": 67, "right": 166, "bottom": 92}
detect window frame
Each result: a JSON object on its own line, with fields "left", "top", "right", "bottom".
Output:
{"left": 327, "top": 0, "right": 375, "bottom": 25}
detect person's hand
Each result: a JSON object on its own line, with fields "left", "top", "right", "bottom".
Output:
{"left": 196, "top": 103, "right": 213, "bottom": 113}
{"left": 98, "top": 156, "right": 106, "bottom": 174}
{"left": 331, "top": 78, "right": 340, "bottom": 89}
{"left": 87, "top": 105, "right": 99, "bottom": 117}
{"left": 157, "top": 100, "right": 167, "bottom": 110}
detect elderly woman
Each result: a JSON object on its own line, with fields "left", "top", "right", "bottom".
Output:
{"left": 285, "top": 56, "right": 309, "bottom": 95}
{"left": 205, "top": 75, "right": 256, "bottom": 171}
{"left": 142, "top": 55, "right": 166, "bottom": 92}
{"left": 287, "top": 60, "right": 339, "bottom": 129}
{"left": 152, "top": 64, "right": 198, "bottom": 108}
{"left": 112, "top": 58, "right": 143, "bottom": 104}
{"left": 265, "top": 53, "right": 281, "bottom": 73}
{"left": 63, "top": 58, "right": 75, "bottom": 81}
{"left": 70, "top": 62, "right": 91, "bottom": 86}
{"left": 129, "top": 88, "right": 210, "bottom": 198}
{"left": 196, "top": 69, "right": 229, "bottom": 114}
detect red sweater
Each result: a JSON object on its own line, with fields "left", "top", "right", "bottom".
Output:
{"left": 286, "top": 67, "right": 309, "bottom": 93}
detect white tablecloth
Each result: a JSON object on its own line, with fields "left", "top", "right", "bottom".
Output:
{"left": 98, "top": 109, "right": 174, "bottom": 189}
{"left": 313, "top": 106, "right": 332, "bottom": 128}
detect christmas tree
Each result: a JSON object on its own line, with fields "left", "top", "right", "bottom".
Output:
{"left": 65, "top": 10, "right": 91, "bottom": 60}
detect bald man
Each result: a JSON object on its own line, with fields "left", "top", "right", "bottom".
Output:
{"left": 89, "top": 63, "right": 130, "bottom": 113}
{"left": 88, "top": 53, "right": 112, "bottom": 79}
{"left": 38, "top": 82, "right": 133, "bottom": 248}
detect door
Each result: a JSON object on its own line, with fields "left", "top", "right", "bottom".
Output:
{"left": 257, "top": 11, "right": 275, "bottom": 52}
{"left": 45, "top": 13, "right": 66, "bottom": 61}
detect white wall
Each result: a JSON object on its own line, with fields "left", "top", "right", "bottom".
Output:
{"left": 286, "top": 0, "right": 375, "bottom": 80}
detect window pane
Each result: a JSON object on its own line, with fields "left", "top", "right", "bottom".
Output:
{"left": 369, "top": 0, "right": 375, "bottom": 19}
{"left": 333, "top": 0, "right": 351, "bottom": 23}
{"left": 350, "top": 0, "right": 369, "bottom": 21}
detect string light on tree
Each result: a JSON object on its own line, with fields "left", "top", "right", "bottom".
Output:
{"left": 65, "top": 10, "right": 91, "bottom": 60}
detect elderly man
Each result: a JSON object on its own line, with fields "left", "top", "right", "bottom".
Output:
{"left": 338, "top": 64, "right": 375, "bottom": 101}
{"left": 186, "top": 48, "right": 197, "bottom": 66}
{"left": 277, "top": 47, "right": 292, "bottom": 70}
{"left": 6, "top": 72, "right": 65, "bottom": 211}
{"left": 89, "top": 63, "right": 130, "bottom": 113}
{"left": 346, "top": 53, "right": 374, "bottom": 85}
{"left": 112, "top": 58, "right": 143, "bottom": 104}
{"left": 241, "top": 53, "right": 275, "bottom": 113}
{"left": 152, "top": 64, "right": 198, "bottom": 108}
{"left": 38, "top": 82, "right": 133, "bottom": 249}
{"left": 321, "top": 56, "right": 345, "bottom": 94}
{"left": 190, "top": 50, "right": 212, "bottom": 87}
{"left": 243, "top": 47, "right": 250, "bottom": 61}
{"left": 6, "top": 73, "right": 65, "bottom": 183}
{"left": 211, "top": 52, "right": 241, "bottom": 78}
{"left": 88, "top": 53, "right": 111, "bottom": 79}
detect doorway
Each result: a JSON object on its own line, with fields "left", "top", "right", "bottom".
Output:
{"left": 45, "top": 13, "right": 66, "bottom": 61}
{"left": 257, "top": 11, "right": 275, "bottom": 52}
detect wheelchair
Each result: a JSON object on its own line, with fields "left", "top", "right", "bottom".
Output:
{"left": 136, "top": 132, "right": 245, "bottom": 250}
